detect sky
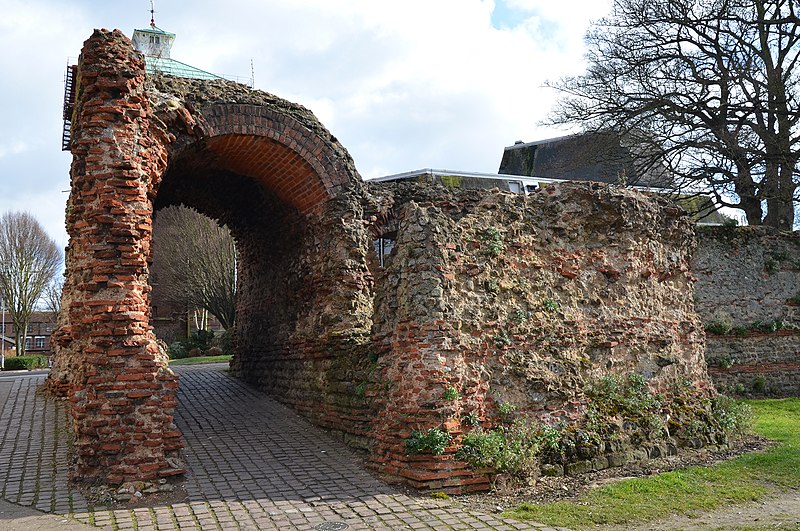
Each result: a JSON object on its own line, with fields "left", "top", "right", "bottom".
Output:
{"left": 0, "top": 0, "right": 613, "bottom": 247}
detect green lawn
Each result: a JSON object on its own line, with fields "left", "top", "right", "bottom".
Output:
{"left": 504, "top": 398, "right": 800, "bottom": 529}
{"left": 168, "top": 355, "right": 232, "bottom": 366}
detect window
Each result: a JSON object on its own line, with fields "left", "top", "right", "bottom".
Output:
{"left": 35, "top": 336, "right": 45, "bottom": 349}
{"left": 373, "top": 237, "right": 396, "bottom": 268}
{"left": 24, "top": 337, "right": 31, "bottom": 350}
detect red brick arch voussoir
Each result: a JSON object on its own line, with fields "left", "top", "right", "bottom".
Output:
{"left": 187, "top": 103, "right": 356, "bottom": 215}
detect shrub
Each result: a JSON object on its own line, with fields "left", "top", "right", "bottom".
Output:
{"left": 168, "top": 341, "right": 189, "bottom": 360}
{"left": 4, "top": 355, "right": 49, "bottom": 370}
{"left": 704, "top": 320, "right": 733, "bottom": 335}
{"left": 187, "top": 329, "right": 215, "bottom": 350}
{"left": 457, "top": 428, "right": 506, "bottom": 468}
{"left": 456, "top": 419, "right": 541, "bottom": 477}
{"left": 213, "top": 328, "right": 234, "bottom": 355}
{"left": 168, "top": 330, "right": 217, "bottom": 359}
{"left": 405, "top": 428, "right": 452, "bottom": 455}
{"left": 753, "top": 374, "right": 767, "bottom": 393}
{"left": 712, "top": 394, "right": 753, "bottom": 439}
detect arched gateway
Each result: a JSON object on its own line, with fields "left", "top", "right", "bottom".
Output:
{"left": 46, "top": 29, "right": 722, "bottom": 493}
{"left": 45, "top": 29, "right": 375, "bottom": 485}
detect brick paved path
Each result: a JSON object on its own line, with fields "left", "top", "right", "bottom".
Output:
{"left": 0, "top": 365, "right": 563, "bottom": 530}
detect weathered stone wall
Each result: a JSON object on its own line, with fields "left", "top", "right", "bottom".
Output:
{"left": 49, "top": 28, "right": 721, "bottom": 491}
{"left": 366, "top": 182, "right": 713, "bottom": 491}
{"left": 694, "top": 226, "right": 800, "bottom": 396}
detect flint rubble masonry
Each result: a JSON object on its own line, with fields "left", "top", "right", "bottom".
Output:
{"left": 47, "top": 28, "right": 715, "bottom": 491}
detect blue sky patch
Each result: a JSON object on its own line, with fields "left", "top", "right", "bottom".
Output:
{"left": 491, "top": 0, "right": 522, "bottom": 29}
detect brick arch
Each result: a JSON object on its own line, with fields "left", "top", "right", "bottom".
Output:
{"left": 189, "top": 103, "right": 355, "bottom": 215}
{"left": 45, "top": 29, "right": 374, "bottom": 486}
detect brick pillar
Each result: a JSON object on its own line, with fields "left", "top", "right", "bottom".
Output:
{"left": 45, "top": 29, "right": 182, "bottom": 484}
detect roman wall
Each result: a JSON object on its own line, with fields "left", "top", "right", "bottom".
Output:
{"left": 694, "top": 226, "right": 800, "bottom": 397}
{"left": 47, "top": 28, "right": 724, "bottom": 491}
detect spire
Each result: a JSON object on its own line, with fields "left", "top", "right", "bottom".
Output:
{"left": 150, "top": 0, "right": 156, "bottom": 29}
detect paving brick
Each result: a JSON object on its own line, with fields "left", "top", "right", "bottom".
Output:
{"left": 0, "top": 368, "right": 556, "bottom": 529}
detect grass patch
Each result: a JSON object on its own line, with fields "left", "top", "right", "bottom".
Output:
{"left": 504, "top": 398, "right": 800, "bottom": 529}
{"left": 168, "top": 355, "right": 232, "bottom": 366}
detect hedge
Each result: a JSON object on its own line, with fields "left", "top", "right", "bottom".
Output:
{"left": 3, "top": 355, "right": 49, "bottom": 370}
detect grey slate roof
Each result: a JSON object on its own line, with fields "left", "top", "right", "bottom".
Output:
{"left": 498, "top": 132, "right": 672, "bottom": 189}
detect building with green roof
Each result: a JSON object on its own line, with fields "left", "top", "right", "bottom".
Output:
{"left": 131, "top": 23, "right": 221, "bottom": 81}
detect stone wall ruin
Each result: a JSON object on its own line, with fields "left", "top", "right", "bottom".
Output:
{"left": 47, "top": 28, "right": 723, "bottom": 492}
{"left": 694, "top": 226, "right": 800, "bottom": 396}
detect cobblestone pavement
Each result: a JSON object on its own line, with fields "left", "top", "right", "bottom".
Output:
{"left": 0, "top": 365, "right": 564, "bottom": 530}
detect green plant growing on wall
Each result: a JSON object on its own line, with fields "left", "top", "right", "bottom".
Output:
{"left": 494, "top": 330, "right": 513, "bottom": 349}
{"left": 751, "top": 319, "right": 786, "bottom": 333}
{"left": 704, "top": 320, "right": 733, "bottom": 335}
{"left": 354, "top": 382, "right": 367, "bottom": 398}
{"left": 479, "top": 227, "right": 505, "bottom": 257}
{"left": 753, "top": 374, "right": 767, "bottom": 394}
{"left": 511, "top": 307, "right": 529, "bottom": 326}
{"left": 443, "top": 386, "right": 461, "bottom": 401}
{"left": 463, "top": 411, "right": 481, "bottom": 426}
{"left": 538, "top": 424, "right": 563, "bottom": 456}
{"left": 405, "top": 427, "right": 453, "bottom": 455}
{"left": 764, "top": 257, "right": 779, "bottom": 274}
{"left": 708, "top": 355, "right": 735, "bottom": 369}
{"left": 498, "top": 400, "right": 517, "bottom": 418}
{"left": 586, "top": 373, "right": 663, "bottom": 420}
{"left": 542, "top": 298, "right": 559, "bottom": 313}
{"left": 683, "top": 419, "right": 707, "bottom": 438}
{"left": 456, "top": 419, "right": 541, "bottom": 477}
{"left": 732, "top": 325, "right": 749, "bottom": 336}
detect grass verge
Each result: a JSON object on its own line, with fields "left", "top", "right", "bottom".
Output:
{"left": 168, "top": 355, "right": 232, "bottom": 366}
{"left": 503, "top": 398, "right": 800, "bottom": 529}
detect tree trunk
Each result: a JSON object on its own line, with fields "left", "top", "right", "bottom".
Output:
{"left": 14, "top": 321, "right": 28, "bottom": 357}
{"left": 764, "top": 197, "right": 795, "bottom": 229}
{"left": 740, "top": 197, "right": 764, "bottom": 226}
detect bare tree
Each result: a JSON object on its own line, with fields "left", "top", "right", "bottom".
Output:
{"left": 547, "top": 0, "right": 800, "bottom": 228}
{"left": 41, "top": 276, "right": 64, "bottom": 324}
{"left": 152, "top": 206, "right": 237, "bottom": 330}
{"left": 0, "top": 212, "right": 62, "bottom": 357}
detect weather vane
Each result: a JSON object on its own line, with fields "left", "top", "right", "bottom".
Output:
{"left": 150, "top": 0, "right": 156, "bottom": 28}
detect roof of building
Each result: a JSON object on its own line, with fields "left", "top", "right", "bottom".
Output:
{"left": 143, "top": 56, "right": 221, "bottom": 80}
{"left": 132, "top": 23, "right": 221, "bottom": 82}
{"left": 498, "top": 132, "right": 673, "bottom": 189}
{"left": 134, "top": 25, "right": 176, "bottom": 37}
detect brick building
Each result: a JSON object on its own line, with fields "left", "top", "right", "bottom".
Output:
{"left": 0, "top": 311, "right": 57, "bottom": 356}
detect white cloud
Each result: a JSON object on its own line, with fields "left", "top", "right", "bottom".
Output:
{"left": 0, "top": 143, "right": 29, "bottom": 159}
{"left": 0, "top": 0, "right": 613, "bottom": 237}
